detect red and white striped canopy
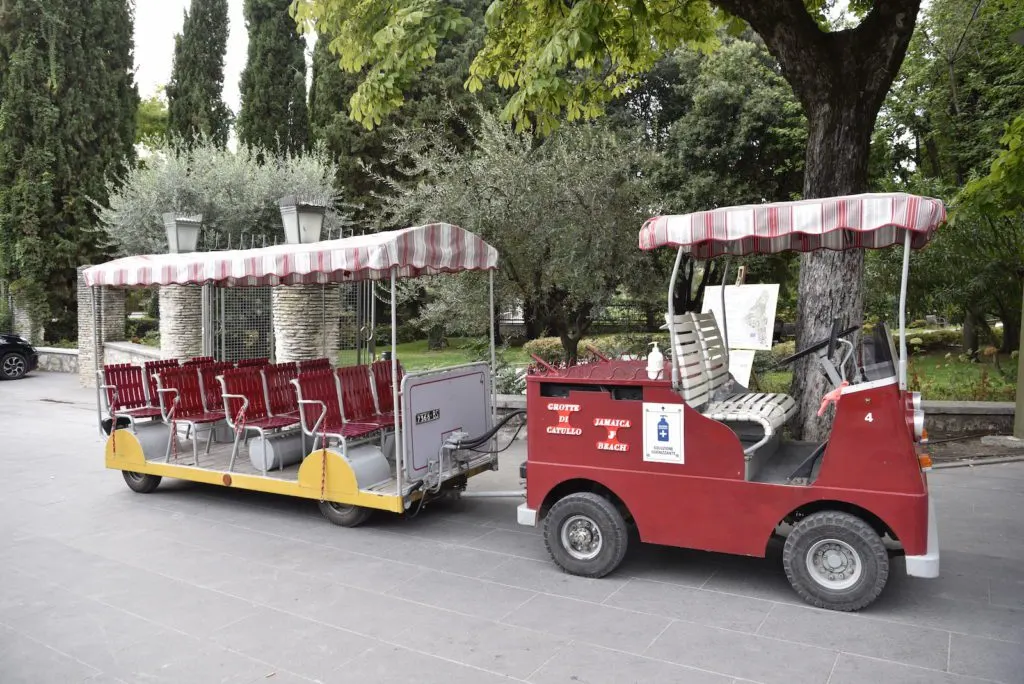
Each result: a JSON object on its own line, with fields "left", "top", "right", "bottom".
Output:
{"left": 83, "top": 223, "right": 499, "bottom": 287}
{"left": 639, "top": 193, "right": 946, "bottom": 258}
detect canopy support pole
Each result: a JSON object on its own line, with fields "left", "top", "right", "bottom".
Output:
{"left": 719, "top": 258, "right": 730, "bottom": 352}
{"left": 667, "top": 247, "right": 685, "bottom": 389}
{"left": 391, "top": 268, "right": 402, "bottom": 500}
{"left": 92, "top": 285, "right": 103, "bottom": 436}
{"left": 489, "top": 270, "right": 497, "bottom": 428}
{"left": 898, "top": 229, "right": 912, "bottom": 390}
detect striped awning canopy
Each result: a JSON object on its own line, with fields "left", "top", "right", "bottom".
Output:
{"left": 83, "top": 223, "right": 499, "bottom": 287}
{"left": 639, "top": 193, "right": 947, "bottom": 258}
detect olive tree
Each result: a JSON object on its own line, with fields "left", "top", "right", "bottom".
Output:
{"left": 379, "top": 112, "right": 655, "bottom": 361}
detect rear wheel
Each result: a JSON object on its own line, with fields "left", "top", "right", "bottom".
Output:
{"left": 783, "top": 510, "right": 889, "bottom": 611}
{"left": 318, "top": 500, "right": 372, "bottom": 527}
{"left": 122, "top": 471, "right": 161, "bottom": 493}
{"left": 1, "top": 352, "right": 27, "bottom": 380}
{"left": 544, "top": 492, "right": 628, "bottom": 578}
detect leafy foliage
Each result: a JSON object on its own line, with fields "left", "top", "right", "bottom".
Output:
{"left": 98, "top": 139, "right": 344, "bottom": 256}
{"left": 379, "top": 111, "right": 655, "bottom": 360}
{"left": 137, "top": 92, "right": 170, "bottom": 144}
{"left": 0, "top": 0, "right": 138, "bottom": 342}
{"left": 166, "top": 0, "right": 232, "bottom": 147}
{"left": 238, "top": 0, "right": 309, "bottom": 154}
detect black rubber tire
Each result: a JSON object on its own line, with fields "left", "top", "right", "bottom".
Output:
{"left": 544, "top": 492, "right": 629, "bottom": 578}
{"left": 318, "top": 500, "right": 372, "bottom": 527}
{"left": 122, "top": 470, "right": 162, "bottom": 493}
{"left": 783, "top": 511, "right": 889, "bottom": 611}
{"left": 0, "top": 352, "right": 28, "bottom": 380}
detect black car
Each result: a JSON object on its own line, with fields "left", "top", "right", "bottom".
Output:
{"left": 0, "top": 333, "right": 38, "bottom": 380}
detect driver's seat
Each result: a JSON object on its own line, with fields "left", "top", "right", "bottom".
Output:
{"left": 666, "top": 312, "right": 796, "bottom": 455}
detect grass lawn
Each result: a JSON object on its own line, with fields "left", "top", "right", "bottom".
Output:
{"left": 339, "top": 337, "right": 528, "bottom": 370}
{"left": 758, "top": 350, "right": 1015, "bottom": 401}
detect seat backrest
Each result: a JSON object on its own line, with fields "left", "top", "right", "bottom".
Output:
{"left": 336, "top": 365, "right": 377, "bottom": 422}
{"left": 664, "top": 313, "right": 713, "bottom": 406}
{"left": 298, "top": 357, "right": 332, "bottom": 373}
{"left": 220, "top": 368, "right": 271, "bottom": 421}
{"left": 237, "top": 357, "right": 269, "bottom": 368}
{"left": 157, "top": 366, "right": 206, "bottom": 417}
{"left": 262, "top": 362, "right": 298, "bottom": 416}
{"left": 182, "top": 356, "right": 215, "bottom": 366}
{"left": 293, "top": 370, "right": 343, "bottom": 430}
{"left": 144, "top": 359, "right": 180, "bottom": 408}
{"left": 691, "top": 312, "right": 730, "bottom": 394}
{"left": 197, "top": 361, "right": 234, "bottom": 412}
{"left": 369, "top": 359, "right": 404, "bottom": 414}
{"left": 103, "top": 363, "right": 148, "bottom": 410}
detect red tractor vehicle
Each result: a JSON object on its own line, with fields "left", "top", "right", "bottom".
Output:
{"left": 517, "top": 193, "right": 945, "bottom": 611}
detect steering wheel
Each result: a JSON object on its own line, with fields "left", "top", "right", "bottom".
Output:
{"left": 777, "top": 320, "right": 861, "bottom": 366}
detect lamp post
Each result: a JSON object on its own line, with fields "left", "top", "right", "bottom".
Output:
{"left": 159, "top": 213, "right": 204, "bottom": 360}
{"left": 273, "top": 196, "right": 337, "bottom": 362}
{"left": 1009, "top": 29, "right": 1024, "bottom": 439}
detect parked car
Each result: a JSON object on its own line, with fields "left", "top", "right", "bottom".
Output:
{"left": 0, "top": 333, "right": 38, "bottom": 380}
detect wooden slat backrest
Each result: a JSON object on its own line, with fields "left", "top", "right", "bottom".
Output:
{"left": 103, "top": 364, "right": 147, "bottom": 409}
{"left": 664, "top": 313, "right": 713, "bottom": 407}
{"left": 369, "top": 360, "right": 404, "bottom": 414}
{"left": 144, "top": 359, "right": 180, "bottom": 407}
{"left": 336, "top": 365, "right": 377, "bottom": 422}
{"left": 298, "top": 357, "right": 332, "bottom": 373}
{"left": 237, "top": 357, "right": 269, "bottom": 368}
{"left": 183, "top": 356, "right": 215, "bottom": 366}
{"left": 294, "top": 370, "right": 343, "bottom": 428}
{"left": 198, "top": 361, "right": 234, "bottom": 412}
{"left": 262, "top": 362, "right": 299, "bottom": 415}
{"left": 220, "top": 368, "right": 271, "bottom": 421}
{"left": 692, "top": 312, "right": 730, "bottom": 394}
{"left": 158, "top": 366, "right": 206, "bottom": 417}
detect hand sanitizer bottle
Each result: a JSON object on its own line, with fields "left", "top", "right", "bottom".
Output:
{"left": 647, "top": 341, "right": 664, "bottom": 380}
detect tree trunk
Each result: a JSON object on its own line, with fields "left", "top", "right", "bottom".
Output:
{"left": 963, "top": 310, "right": 979, "bottom": 356}
{"left": 560, "top": 334, "right": 581, "bottom": 365}
{"left": 716, "top": 0, "right": 921, "bottom": 440}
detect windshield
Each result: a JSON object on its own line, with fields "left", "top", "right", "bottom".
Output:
{"left": 861, "top": 322, "right": 898, "bottom": 382}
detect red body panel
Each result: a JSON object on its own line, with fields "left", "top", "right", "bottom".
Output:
{"left": 525, "top": 362, "right": 929, "bottom": 559}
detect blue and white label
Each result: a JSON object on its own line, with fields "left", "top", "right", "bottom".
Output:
{"left": 643, "top": 403, "right": 684, "bottom": 464}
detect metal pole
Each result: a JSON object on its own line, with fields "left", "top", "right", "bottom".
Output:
{"left": 1015, "top": 276, "right": 1024, "bottom": 438}
{"left": 321, "top": 283, "right": 327, "bottom": 358}
{"left": 92, "top": 285, "right": 103, "bottom": 435}
{"left": 369, "top": 281, "right": 376, "bottom": 360}
{"left": 719, "top": 258, "right": 730, "bottom": 352}
{"left": 898, "top": 229, "right": 912, "bottom": 390}
{"left": 489, "top": 270, "right": 497, "bottom": 426}
{"left": 667, "top": 247, "right": 685, "bottom": 389}
{"left": 391, "top": 269, "right": 402, "bottom": 500}
{"left": 219, "top": 286, "right": 226, "bottom": 361}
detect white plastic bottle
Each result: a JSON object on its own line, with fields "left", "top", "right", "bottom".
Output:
{"left": 647, "top": 341, "right": 664, "bottom": 380}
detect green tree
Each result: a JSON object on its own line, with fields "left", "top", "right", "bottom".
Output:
{"left": 382, "top": 113, "right": 654, "bottom": 360}
{"left": 237, "top": 0, "right": 309, "bottom": 154}
{"left": 294, "top": 0, "right": 923, "bottom": 439}
{"left": 0, "top": 0, "right": 138, "bottom": 343}
{"left": 137, "top": 92, "right": 169, "bottom": 144}
{"left": 166, "top": 0, "right": 232, "bottom": 146}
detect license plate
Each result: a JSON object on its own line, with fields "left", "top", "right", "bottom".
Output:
{"left": 415, "top": 409, "right": 440, "bottom": 424}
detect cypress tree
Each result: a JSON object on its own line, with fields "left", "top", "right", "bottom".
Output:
{"left": 236, "top": 0, "right": 308, "bottom": 154}
{"left": 0, "top": 0, "right": 138, "bottom": 341}
{"left": 166, "top": 0, "right": 232, "bottom": 146}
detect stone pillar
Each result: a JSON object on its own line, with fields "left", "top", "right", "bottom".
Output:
{"left": 12, "top": 306, "right": 41, "bottom": 344}
{"left": 76, "top": 267, "right": 126, "bottom": 387}
{"left": 159, "top": 285, "right": 203, "bottom": 359}
{"left": 272, "top": 284, "right": 340, "bottom": 362}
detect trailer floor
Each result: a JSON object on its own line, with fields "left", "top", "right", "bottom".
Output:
{"left": 2, "top": 372, "right": 1023, "bottom": 684}
{"left": 154, "top": 436, "right": 303, "bottom": 481}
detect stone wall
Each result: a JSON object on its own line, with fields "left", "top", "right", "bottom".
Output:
{"left": 77, "top": 267, "right": 127, "bottom": 387}
{"left": 36, "top": 347, "right": 79, "bottom": 373}
{"left": 159, "top": 285, "right": 202, "bottom": 360}
{"left": 272, "top": 284, "right": 340, "bottom": 362}
{"left": 104, "top": 341, "right": 163, "bottom": 366}
{"left": 12, "top": 306, "right": 42, "bottom": 344}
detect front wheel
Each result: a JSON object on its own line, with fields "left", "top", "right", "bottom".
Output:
{"left": 122, "top": 470, "right": 162, "bottom": 493}
{"left": 318, "top": 500, "right": 372, "bottom": 527}
{"left": 783, "top": 510, "right": 889, "bottom": 611}
{"left": 544, "top": 492, "right": 628, "bottom": 578}
{"left": 1, "top": 352, "right": 27, "bottom": 380}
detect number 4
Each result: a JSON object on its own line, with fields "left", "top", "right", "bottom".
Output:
{"left": 864, "top": 412, "right": 874, "bottom": 423}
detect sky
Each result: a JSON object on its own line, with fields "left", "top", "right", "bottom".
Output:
{"left": 133, "top": 0, "right": 314, "bottom": 112}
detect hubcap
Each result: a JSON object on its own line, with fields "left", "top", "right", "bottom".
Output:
{"left": 3, "top": 355, "right": 25, "bottom": 377}
{"left": 560, "top": 514, "right": 603, "bottom": 561}
{"left": 125, "top": 471, "right": 146, "bottom": 483}
{"left": 805, "top": 538, "right": 862, "bottom": 590}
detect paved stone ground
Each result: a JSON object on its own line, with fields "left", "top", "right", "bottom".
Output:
{"left": 2, "top": 372, "right": 1023, "bottom": 684}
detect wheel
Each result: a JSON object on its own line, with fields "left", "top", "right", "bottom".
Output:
{"left": 121, "top": 470, "right": 162, "bottom": 493}
{"left": 544, "top": 492, "right": 628, "bottom": 578}
{"left": 1, "top": 352, "right": 27, "bottom": 380}
{"left": 318, "top": 500, "right": 372, "bottom": 527}
{"left": 783, "top": 510, "right": 889, "bottom": 611}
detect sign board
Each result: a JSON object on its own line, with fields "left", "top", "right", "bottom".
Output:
{"left": 642, "top": 403, "right": 684, "bottom": 464}
{"left": 702, "top": 284, "right": 779, "bottom": 351}
{"left": 726, "top": 349, "right": 756, "bottom": 388}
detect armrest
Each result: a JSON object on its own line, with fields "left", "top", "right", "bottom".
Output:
{"left": 298, "top": 399, "right": 327, "bottom": 436}
{"left": 156, "top": 387, "right": 179, "bottom": 421}
{"left": 221, "top": 393, "right": 249, "bottom": 429}
{"left": 99, "top": 384, "right": 119, "bottom": 411}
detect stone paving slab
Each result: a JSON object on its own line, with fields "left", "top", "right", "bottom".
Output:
{"left": 2, "top": 372, "right": 1024, "bottom": 683}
